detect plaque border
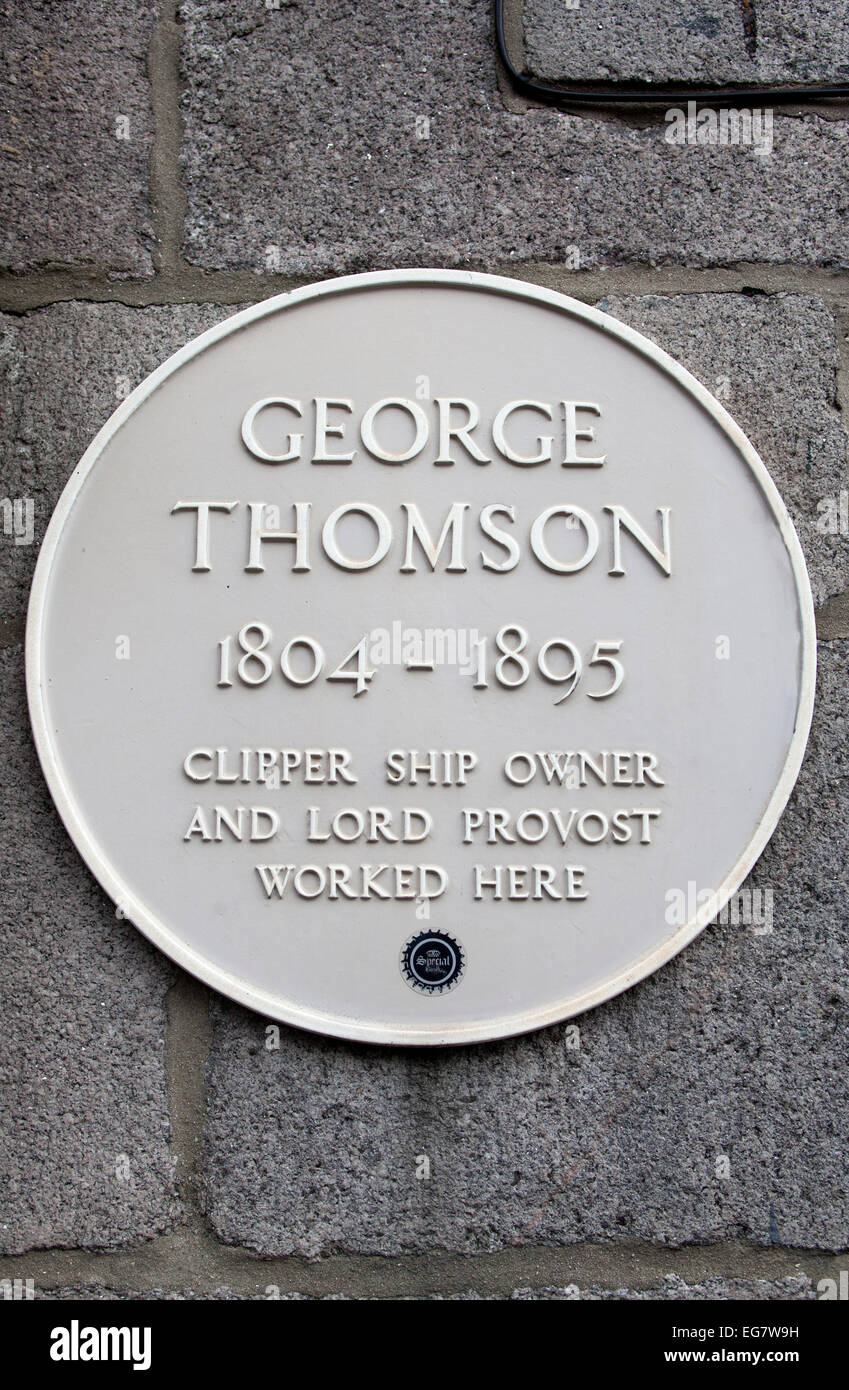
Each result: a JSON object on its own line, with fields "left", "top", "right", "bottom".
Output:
{"left": 26, "top": 270, "right": 817, "bottom": 1046}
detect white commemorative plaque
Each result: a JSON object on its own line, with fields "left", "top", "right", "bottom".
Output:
{"left": 27, "top": 271, "right": 815, "bottom": 1045}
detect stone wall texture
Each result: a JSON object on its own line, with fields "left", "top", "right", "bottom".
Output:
{"left": 0, "top": 0, "right": 847, "bottom": 1301}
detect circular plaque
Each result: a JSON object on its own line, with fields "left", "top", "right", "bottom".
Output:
{"left": 27, "top": 271, "right": 815, "bottom": 1045}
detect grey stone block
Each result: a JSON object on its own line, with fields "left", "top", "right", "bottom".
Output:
{"left": 429, "top": 1273, "right": 817, "bottom": 1297}
{"left": 32, "top": 1274, "right": 819, "bottom": 1297}
{"left": 203, "top": 643, "right": 849, "bottom": 1256}
{"left": 0, "top": 648, "right": 177, "bottom": 1253}
{"left": 0, "top": 1, "right": 157, "bottom": 274}
{"left": 179, "top": 0, "right": 849, "bottom": 272}
{"left": 598, "top": 293, "right": 849, "bottom": 605}
{"left": 35, "top": 1287, "right": 249, "bottom": 1300}
{"left": 34, "top": 1286, "right": 345, "bottom": 1299}
{"left": 508, "top": 1274, "right": 817, "bottom": 1299}
{"left": 0, "top": 302, "right": 231, "bottom": 614}
{"left": 0, "top": 302, "right": 231, "bottom": 1252}
{"left": 524, "top": 1, "right": 849, "bottom": 86}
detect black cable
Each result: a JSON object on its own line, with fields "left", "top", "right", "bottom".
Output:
{"left": 494, "top": 0, "right": 849, "bottom": 106}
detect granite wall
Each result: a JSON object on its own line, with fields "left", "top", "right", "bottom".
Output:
{"left": 1, "top": 0, "right": 847, "bottom": 1299}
